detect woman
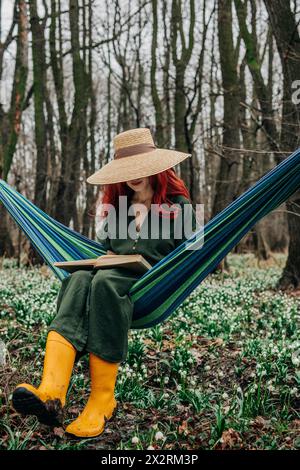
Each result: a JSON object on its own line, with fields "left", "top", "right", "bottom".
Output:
{"left": 12, "top": 128, "right": 198, "bottom": 438}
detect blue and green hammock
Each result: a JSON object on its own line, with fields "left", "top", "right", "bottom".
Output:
{"left": 1, "top": 147, "right": 300, "bottom": 329}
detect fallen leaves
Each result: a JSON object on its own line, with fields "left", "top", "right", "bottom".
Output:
{"left": 52, "top": 427, "right": 65, "bottom": 438}
{"left": 67, "top": 406, "right": 81, "bottom": 415}
{"left": 219, "top": 428, "right": 242, "bottom": 449}
{"left": 250, "top": 416, "right": 272, "bottom": 430}
{"left": 178, "top": 419, "right": 189, "bottom": 435}
{"left": 39, "top": 266, "right": 52, "bottom": 278}
{"left": 287, "top": 289, "right": 300, "bottom": 298}
{"left": 291, "top": 419, "right": 300, "bottom": 429}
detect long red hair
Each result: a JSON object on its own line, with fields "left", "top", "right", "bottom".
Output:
{"left": 94, "top": 168, "right": 191, "bottom": 221}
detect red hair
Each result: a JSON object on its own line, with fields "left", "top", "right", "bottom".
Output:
{"left": 94, "top": 168, "right": 191, "bottom": 221}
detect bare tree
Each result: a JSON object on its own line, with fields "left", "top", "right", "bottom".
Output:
{"left": 264, "top": 0, "right": 300, "bottom": 289}
{"left": 0, "top": 0, "right": 28, "bottom": 257}
{"left": 213, "top": 0, "right": 241, "bottom": 217}
{"left": 171, "top": 0, "right": 195, "bottom": 191}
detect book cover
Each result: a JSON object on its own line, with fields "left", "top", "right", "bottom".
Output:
{"left": 53, "top": 254, "right": 152, "bottom": 274}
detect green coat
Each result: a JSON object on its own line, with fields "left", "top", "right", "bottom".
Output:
{"left": 48, "top": 195, "right": 198, "bottom": 363}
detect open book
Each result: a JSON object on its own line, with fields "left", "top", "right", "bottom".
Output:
{"left": 53, "top": 254, "right": 152, "bottom": 274}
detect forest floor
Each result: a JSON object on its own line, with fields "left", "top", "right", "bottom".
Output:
{"left": 0, "top": 253, "right": 299, "bottom": 450}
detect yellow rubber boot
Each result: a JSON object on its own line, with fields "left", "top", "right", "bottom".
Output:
{"left": 12, "top": 331, "right": 76, "bottom": 426}
{"left": 65, "top": 353, "right": 119, "bottom": 438}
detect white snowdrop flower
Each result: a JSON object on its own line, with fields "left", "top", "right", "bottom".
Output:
{"left": 147, "top": 445, "right": 155, "bottom": 450}
{"left": 177, "top": 384, "right": 182, "bottom": 391}
{"left": 292, "top": 354, "right": 300, "bottom": 367}
{"left": 164, "top": 377, "right": 169, "bottom": 384}
{"left": 155, "top": 431, "right": 164, "bottom": 441}
{"left": 291, "top": 387, "right": 298, "bottom": 395}
{"left": 131, "top": 436, "right": 139, "bottom": 444}
{"left": 205, "top": 365, "right": 211, "bottom": 371}
{"left": 222, "top": 392, "right": 229, "bottom": 399}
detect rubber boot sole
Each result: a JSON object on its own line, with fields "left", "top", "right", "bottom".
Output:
{"left": 65, "top": 404, "right": 119, "bottom": 439}
{"left": 12, "top": 387, "right": 64, "bottom": 427}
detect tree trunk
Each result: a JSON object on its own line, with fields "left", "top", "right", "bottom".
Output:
{"left": 151, "top": 0, "right": 164, "bottom": 146}
{"left": 264, "top": 0, "right": 300, "bottom": 289}
{"left": 234, "top": 0, "right": 279, "bottom": 151}
{"left": 63, "top": 0, "right": 89, "bottom": 231}
{"left": 171, "top": 0, "right": 195, "bottom": 193}
{"left": 29, "top": 0, "right": 49, "bottom": 265}
{"left": 212, "top": 0, "right": 242, "bottom": 271}
{"left": 82, "top": 0, "right": 97, "bottom": 239}
{"left": 0, "top": 0, "right": 28, "bottom": 257}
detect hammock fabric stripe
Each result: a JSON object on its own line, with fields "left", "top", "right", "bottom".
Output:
{"left": 0, "top": 147, "right": 300, "bottom": 329}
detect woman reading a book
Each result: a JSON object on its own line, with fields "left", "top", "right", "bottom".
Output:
{"left": 12, "top": 128, "right": 198, "bottom": 438}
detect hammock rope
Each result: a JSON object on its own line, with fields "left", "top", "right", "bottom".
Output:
{"left": 0, "top": 146, "right": 300, "bottom": 329}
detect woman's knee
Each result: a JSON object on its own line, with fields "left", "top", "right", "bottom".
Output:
{"left": 91, "top": 269, "right": 113, "bottom": 291}
{"left": 70, "top": 269, "right": 93, "bottom": 284}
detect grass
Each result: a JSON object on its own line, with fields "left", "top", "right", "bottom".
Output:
{"left": 0, "top": 253, "right": 299, "bottom": 450}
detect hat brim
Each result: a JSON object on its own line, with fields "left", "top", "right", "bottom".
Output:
{"left": 86, "top": 149, "right": 191, "bottom": 185}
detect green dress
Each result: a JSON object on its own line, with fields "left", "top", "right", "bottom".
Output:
{"left": 48, "top": 194, "right": 198, "bottom": 364}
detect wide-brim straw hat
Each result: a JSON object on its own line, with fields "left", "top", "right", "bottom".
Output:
{"left": 86, "top": 127, "right": 191, "bottom": 185}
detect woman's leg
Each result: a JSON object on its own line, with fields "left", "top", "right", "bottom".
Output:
{"left": 12, "top": 270, "right": 93, "bottom": 425}
{"left": 12, "top": 331, "right": 76, "bottom": 426}
{"left": 86, "top": 267, "right": 141, "bottom": 363}
{"left": 65, "top": 352, "right": 119, "bottom": 437}
{"left": 65, "top": 268, "right": 141, "bottom": 437}
{"left": 48, "top": 269, "right": 94, "bottom": 353}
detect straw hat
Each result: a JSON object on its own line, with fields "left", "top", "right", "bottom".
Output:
{"left": 86, "top": 127, "right": 191, "bottom": 185}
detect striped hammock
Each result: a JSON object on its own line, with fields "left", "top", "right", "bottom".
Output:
{"left": 1, "top": 147, "right": 300, "bottom": 329}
